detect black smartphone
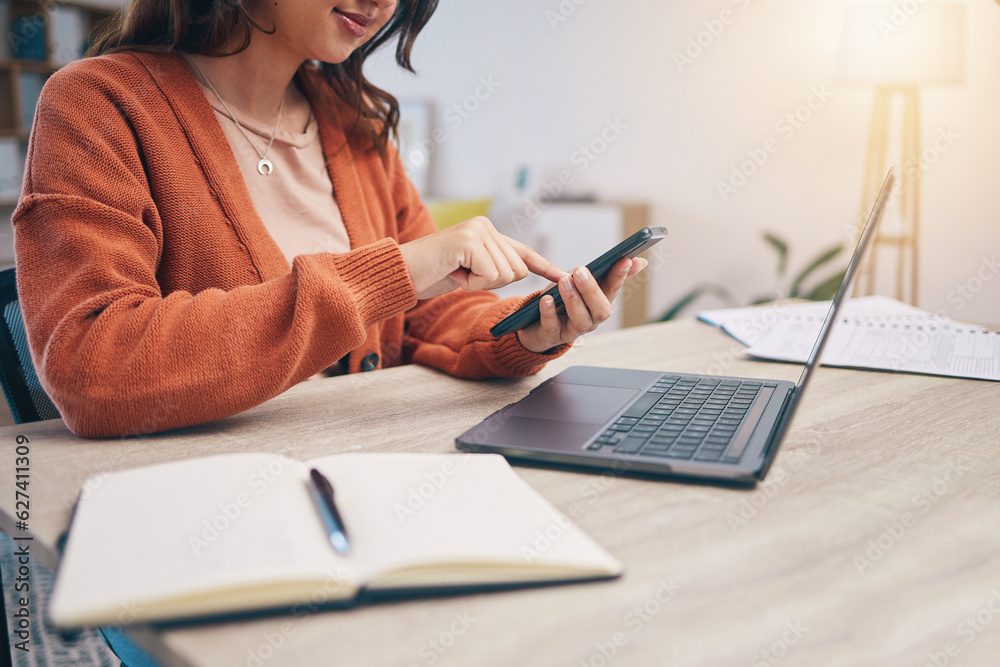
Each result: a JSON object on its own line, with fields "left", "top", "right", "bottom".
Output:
{"left": 489, "top": 226, "right": 667, "bottom": 338}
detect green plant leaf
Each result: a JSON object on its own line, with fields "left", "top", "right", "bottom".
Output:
{"left": 762, "top": 232, "right": 789, "bottom": 278}
{"left": 789, "top": 244, "right": 843, "bottom": 298}
{"left": 657, "top": 284, "right": 733, "bottom": 321}
{"left": 803, "top": 269, "right": 848, "bottom": 301}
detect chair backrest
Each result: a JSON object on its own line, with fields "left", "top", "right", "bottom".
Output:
{"left": 0, "top": 268, "right": 60, "bottom": 423}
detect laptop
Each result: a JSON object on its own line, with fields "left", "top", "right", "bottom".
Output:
{"left": 456, "top": 171, "right": 895, "bottom": 485}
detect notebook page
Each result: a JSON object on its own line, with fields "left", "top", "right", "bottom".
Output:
{"left": 308, "top": 453, "right": 622, "bottom": 588}
{"left": 51, "top": 453, "right": 357, "bottom": 627}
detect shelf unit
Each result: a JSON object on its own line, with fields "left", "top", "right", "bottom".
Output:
{"left": 0, "top": 0, "right": 121, "bottom": 207}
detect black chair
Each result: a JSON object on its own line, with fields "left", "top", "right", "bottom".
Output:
{"left": 0, "top": 267, "right": 59, "bottom": 424}
{"left": 0, "top": 274, "right": 168, "bottom": 665}
{"left": 0, "top": 269, "right": 74, "bottom": 665}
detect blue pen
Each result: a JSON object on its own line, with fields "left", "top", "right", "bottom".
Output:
{"left": 309, "top": 468, "right": 351, "bottom": 555}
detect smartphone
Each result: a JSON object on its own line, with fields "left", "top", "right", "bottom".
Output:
{"left": 489, "top": 226, "right": 667, "bottom": 338}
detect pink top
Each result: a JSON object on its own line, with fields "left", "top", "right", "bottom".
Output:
{"left": 197, "top": 81, "right": 354, "bottom": 376}
{"left": 196, "top": 80, "right": 352, "bottom": 263}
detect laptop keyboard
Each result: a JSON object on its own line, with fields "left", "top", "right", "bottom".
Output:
{"left": 586, "top": 375, "right": 778, "bottom": 463}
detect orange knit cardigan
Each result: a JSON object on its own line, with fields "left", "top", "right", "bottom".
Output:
{"left": 13, "top": 51, "right": 563, "bottom": 438}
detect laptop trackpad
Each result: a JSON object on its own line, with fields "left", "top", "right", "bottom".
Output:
{"left": 508, "top": 383, "right": 637, "bottom": 424}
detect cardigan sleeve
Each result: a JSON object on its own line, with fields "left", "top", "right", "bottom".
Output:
{"left": 12, "top": 60, "right": 418, "bottom": 438}
{"left": 384, "top": 147, "right": 570, "bottom": 378}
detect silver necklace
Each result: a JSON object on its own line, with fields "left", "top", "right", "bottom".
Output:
{"left": 187, "top": 56, "right": 286, "bottom": 176}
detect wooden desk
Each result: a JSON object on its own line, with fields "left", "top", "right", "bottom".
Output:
{"left": 3, "top": 320, "right": 1000, "bottom": 666}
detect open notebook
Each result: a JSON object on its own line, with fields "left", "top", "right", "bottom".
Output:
{"left": 50, "top": 453, "right": 621, "bottom": 628}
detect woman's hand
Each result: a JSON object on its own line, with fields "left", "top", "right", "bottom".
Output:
{"left": 516, "top": 257, "right": 648, "bottom": 354}
{"left": 399, "top": 216, "right": 566, "bottom": 300}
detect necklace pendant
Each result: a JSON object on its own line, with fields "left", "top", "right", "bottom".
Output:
{"left": 257, "top": 157, "right": 274, "bottom": 176}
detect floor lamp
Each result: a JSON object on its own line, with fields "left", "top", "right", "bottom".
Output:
{"left": 840, "top": 3, "right": 966, "bottom": 305}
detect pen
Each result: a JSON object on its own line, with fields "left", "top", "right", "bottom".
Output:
{"left": 308, "top": 468, "right": 350, "bottom": 555}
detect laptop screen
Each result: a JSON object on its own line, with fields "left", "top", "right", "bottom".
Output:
{"left": 772, "top": 170, "right": 895, "bottom": 436}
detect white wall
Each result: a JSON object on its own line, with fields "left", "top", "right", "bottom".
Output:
{"left": 366, "top": 0, "right": 1000, "bottom": 326}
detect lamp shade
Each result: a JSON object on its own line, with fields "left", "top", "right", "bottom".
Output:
{"left": 840, "top": 2, "right": 966, "bottom": 85}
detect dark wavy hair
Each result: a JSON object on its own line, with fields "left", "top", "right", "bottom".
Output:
{"left": 88, "top": 0, "right": 438, "bottom": 153}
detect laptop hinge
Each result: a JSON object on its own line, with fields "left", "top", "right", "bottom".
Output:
{"left": 756, "top": 387, "right": 797, "bottom": 478}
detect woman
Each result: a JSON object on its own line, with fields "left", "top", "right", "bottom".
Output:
{"left": 12, "top": 0, "right": 646, "bottom": 439}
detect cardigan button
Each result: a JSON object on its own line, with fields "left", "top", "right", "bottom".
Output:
{"left": 361, "top": 353, "right": 379, "bottom": 372}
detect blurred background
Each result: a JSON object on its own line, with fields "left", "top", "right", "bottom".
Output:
{"left": 365, "top": 0, "right": 1000, "bottom": 326}
{"left": 0, "top": 0, "right": 996, "bottom": 327}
